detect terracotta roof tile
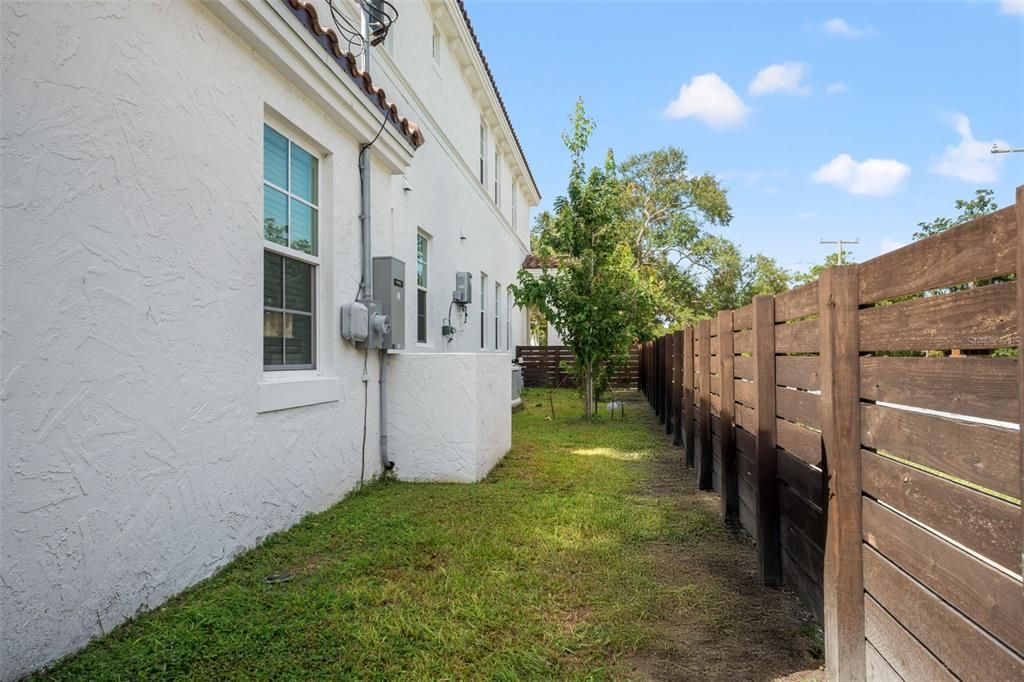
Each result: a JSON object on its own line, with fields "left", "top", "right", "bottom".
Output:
{"left": 521, "top": 254, "right": 561, "bottom": 269}
{"left": 455, "top": 1, "right": 539, "bottom": 199}
{"left": 285, "top": 0, "right": 425, "bottom": 149}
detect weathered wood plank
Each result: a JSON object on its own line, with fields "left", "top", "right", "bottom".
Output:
{"left": 860, "top": 355, "right": 1018, "bottom": 423}
{"left": 781, "top": 482, "right": 825, "bottom": 546}
{"left": 864, "top": 546, "right": 1024, "bottom": 680}
{"left": 753, "top": 295, "right": 782, "bottom": 585}
{"left": 720, "top": 310, "right": 738, "bottom": 523}
{"left": 782, "top": 545, "right": 824, "bottom": 625}
{"left": 858, "top": 205, "right": 1017, "bottom": 304}
{"left": 734, "top": 355, "right": 754, "bottom": 380}
{"left": 734, "top": 329, "right": 752, "bottom": 354}
{"left": 862, "top": 450, "right": 1021, "bottom": 572}
{"left": 860, "top": 280, "right": 1017, "bottom": 352}
{"left": 699, "top": 319, "right": 713, "bottom": 490}
{"left": 673, "top": 330, "right": 683, "bottom": 447}
{"left": 864, "top": 593, "right": 956, "bottom": 682}
{"left": 819, "top": 266, "right": 865, "bottom": 680}
{"left": 778, "top": 448, "right": 825, "bottom": 509}
{"left": 735, "top": 402, "right": 756, "bottom": 434}
{"left": 735, "top": 425, "right": 755, "bottom": 459}
{"left": 734, "top": 379, "right": 755, "bottom": 406}
{"left": 777, "top": 417, "right": 822, "bottom": 467}
{"left": 781, "top": 513, "right": 824, "bottom": 587}
{"left": 684, "top": 327, "right": 695, "bottom": 468}
{"left": 865, "top": 639, "right": 904, "bottom": 682}
{"left": 861, "top": 403, "right": 1019, "bottom": 499}
{"left": 863, "top": 496, "right": 1023, "bottom": 652}
{"left": 774, "top": 318, "right": 819, "bottom": 354}
{"left": 776, "top": 387, "right": 821, "bottom": 429}
{"left": 733, "top": 303, "right": 753, "bottom": 331}
{"left": 776, "top": 356, "right": 820, "bottom": 391}
{"left": 775, "top": 281, "right": 818, "bottom": 323}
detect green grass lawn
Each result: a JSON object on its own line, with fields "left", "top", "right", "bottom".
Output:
{"left": 33, "top": 389, "right": 820, "bottom": 681}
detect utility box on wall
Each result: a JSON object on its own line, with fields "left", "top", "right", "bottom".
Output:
{"left": 373, "top": 257, "right": 405, "bottom": 350}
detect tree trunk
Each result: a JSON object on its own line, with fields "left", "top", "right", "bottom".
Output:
{"left": 584, "top": 360, "right": 594, "bottom": 420}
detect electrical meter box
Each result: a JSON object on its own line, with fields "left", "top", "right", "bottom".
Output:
{"left": 372, "top": 257, "right": 405, "bottom": 350}
{"left": 453, "top": 271, "right": 473, "bottom": 305}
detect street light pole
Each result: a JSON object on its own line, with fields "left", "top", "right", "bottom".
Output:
{"left": 820, "top": 238, "right": 859, "bottom": 265}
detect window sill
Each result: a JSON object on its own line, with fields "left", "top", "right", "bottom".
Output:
{"left": 258, "top": 374, "right": 341, "bottom": 413}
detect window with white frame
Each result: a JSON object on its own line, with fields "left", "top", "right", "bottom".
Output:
{"left": 263, "top": 123, "right": 318, "bottom": 370}
{"left": 416, "top": 231, "right": 429, "bottom": 344}
{"left": 493, "top": 151, "right": 501, "bottom": 205}
{"left": 506, "top": 288, "right": 512, "bottom": 350}
{"left": 479, "top": 121, "right": 487, "bottom": 186}
{"left": 479, "top": 272, "right": 487, "bottom": 349}
{"left": 431, "top": 25, "right": 440, "bottom": 64}
{"left": 494, "top": 281, "right": 500, "bottom": 350}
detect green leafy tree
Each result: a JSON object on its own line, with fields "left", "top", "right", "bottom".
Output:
{"left": 914, "top": 189, "right": 997, "bottom": 240}
{"left": 794, "top": 249, "right": 854, "bottom": 286}
{"left": 695, "top": 238, "right": 791, "bottom": 317}
{"left": 514, "top": 99, "right": 657, "bottom": 418}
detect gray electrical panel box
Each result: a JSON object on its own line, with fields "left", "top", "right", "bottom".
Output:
{"left": 453, "top": 271, "right": 473, "bottom": 305}
{"left": 372, "top": 257, "right": 405, "bottom": 350}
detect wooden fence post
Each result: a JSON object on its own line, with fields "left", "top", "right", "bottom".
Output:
{"left": 656, "top": 337, "right": 664, "bottom": 420}
{"left": 665, "top": 333, "right": 674, "bottom": 435}
{"left": 718, "top": 310, "right": 737, "bottom": 523}
{"left": 698, "top": 319, "right": 713, "bottom": 490}
{"left": 752, "top": 295, "right": 781, "bottom": 585}
{"left": 819, "top": 266, "right": 864, "bottom": 681}
{"left": 673, "top": 330, "right": 683, "bottom": 447}
{"left": 683, "top": 327, "right": 695, "bottom": 468}
{"left": 1017, "top": 185, "right": 1024, "bottom": 582}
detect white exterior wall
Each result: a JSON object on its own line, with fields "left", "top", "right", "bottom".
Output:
{"left": 386, "top": 352, "right": 511, "bottom": 482}
{"left": 0, "top": 1, "right": 538, "bottom": 678}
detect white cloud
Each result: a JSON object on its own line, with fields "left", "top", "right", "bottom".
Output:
{"left": 825, "top": 81, "right": 848, "bottom": 95}
{"left": 749, "top": 63, "right": 810, "bottom": 96}
{"left": 812, "top": 154, "right": 911, "bottom": 196}
{"left": 999, "top": 1, "right": 1024, "bottom": 16}
{"left": 929, "top": 112, "right": 1006, "bottom": 183}
{"left": 821, "top": 18, "right": 873, "bottom": 38}
{"left": 880, "top": 238, "right": 906, "bottom": 254}
{"left": 664, "top": 74, "right": 749, "bottom": 129}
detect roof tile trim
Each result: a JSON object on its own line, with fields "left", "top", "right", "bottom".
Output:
{"left": 284, "top": 0, "right": 425, "bottom": 149}
{"left": 456, "top": 1, "right": 538, "bottom": 199}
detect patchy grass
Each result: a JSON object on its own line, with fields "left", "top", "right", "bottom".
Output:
{"left": 33, "top": 389, "right": 821, "bottom": 681}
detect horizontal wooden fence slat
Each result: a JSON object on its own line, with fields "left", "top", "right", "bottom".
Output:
{"left": 776, "top": 387, "right": 820, "bottom": 429}
{"left": 775, "top": 356, "right": 820, "bottom": 391}
{"left": 517, "top": 345, "right": 639, "bottom": 389}
{"left": 865, "top": 639, "right": 904, "bottom": 682}
{"left": 734, "top": 379, "right": 755, "bottom": 406}
{"left": 780, "top": 482, "right": 825, "bottom": 546}
{"left": 860, "top": 403, "right": 1019, "bottom": 500}
{"left": 861, "top": 450, "right": 1021, "bottom": 572}
{"left": 733, "top": 329, "right": 752, "bottom": 354}
{"left": 735, "top": 403, "right": 756, "bottom": 435}
{"left": 782, "top": 540, "right": 824, "bottom": 625}
{"left": 774, "top": 281, "right": 818, "bottom": 322}
{"left": 734, "top": 355, "right": 754, "bottom": 380}
{"left": 863, "top": 496, "right": 1023, "bottom": 653}
{"left": 863, "top": 545, "right": 1024, "bottom": 681}
{"left": 859, "top": 280, "right": 1017, "bottom": 351}
{"left": 777, "top": 448, "right": 824, "bottom": 509}
{"left": 858, "top": 205, "right": 1018, "bottom": 304}
{"left": 733, "top": 304, "right": 753, "bottom": 331}
{"left": 860, "top": 356, "right": 1018, "bottom": 423}
{"left": 864, "top": 593, "right": 956, "bottom": 682}
{"left": 776, "top": 417, "right": 822, "bottom": 466}
{"left": 774, "top": 318, "right": 819, "bottom": 353}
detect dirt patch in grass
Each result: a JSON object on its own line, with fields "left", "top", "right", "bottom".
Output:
{"left": 618, "top": 394, "right": 824, "bottom": 681}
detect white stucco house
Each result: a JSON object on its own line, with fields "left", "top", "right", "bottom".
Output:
{"left": 0, "top": 0, "right": 539, "bottom": 677}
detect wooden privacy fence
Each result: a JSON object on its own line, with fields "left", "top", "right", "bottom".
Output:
{"left": 516, "top": 345, "right": 639, "bottom": 389}
{"left": 639, "top": 187, "right": 1023, "bottom": 682}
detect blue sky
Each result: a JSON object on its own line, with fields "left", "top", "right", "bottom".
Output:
{"left": 465, "top": 0, "right": 1024, "bottom": 272}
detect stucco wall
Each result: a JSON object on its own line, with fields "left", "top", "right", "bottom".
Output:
{"left": 0, "top": 1, "right": 530, "bottom": 678}
{"left": 386, "top": 352, "right": 511, "bottom": 482}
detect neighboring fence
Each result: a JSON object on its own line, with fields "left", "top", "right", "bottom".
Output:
{"left": 516, "top": 345, "right": 640, "bottom": 389}
{"left": 639, "top": 187, "right": 1023, "bottom": 682}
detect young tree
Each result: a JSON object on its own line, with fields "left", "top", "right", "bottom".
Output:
{"left": 914, "top": 189, "right": 997, "bottom": 240}
{"left": 514, "top": 99, "right": 657, "bottom": 418}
